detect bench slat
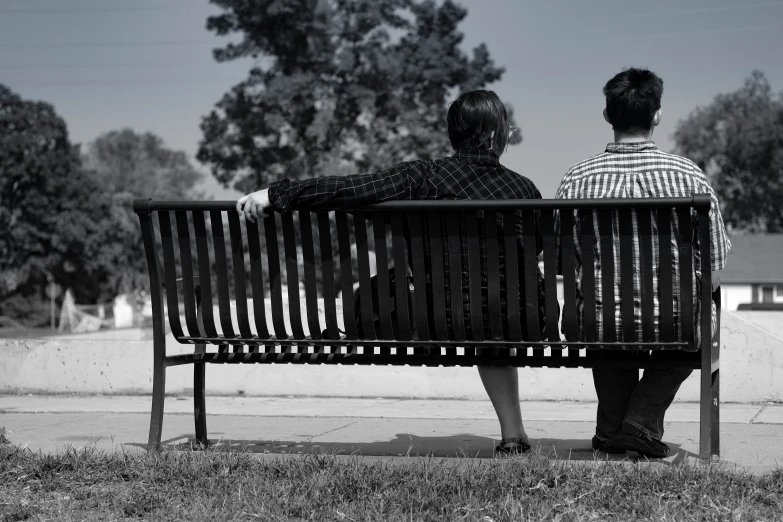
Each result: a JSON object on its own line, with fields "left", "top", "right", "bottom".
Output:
{"left": 372, "top": 212, "right": 394, "bottom": 345}
{"left": 541, "top": 209, "right": 561, "bottom": 355}
{"left": 158, "top": 211, "right": 186, "bottom": 340}
{"left": 409, "top": 212, "right": 431, "bottom": 342}
{"left": 428, "top": 213, "right": 449, "bottom": 342}
{"left": 245, "top": 219, "right": 269, "bottom": 342}
{"left": 228, "top": 211, "right": 253, "bottom": 339}
{"left": 175, "top": 211, "right": 202, "bottom": 337}
{"left": 579, "top": 210, "right": 597, "bottom": 343}
{"left": 281, "top": 212, "right": 306, "bottom": 340}
{"left": 336, "top": 212, "right": 358, "bottom": 345}
{"left": 354, "top": 211, "right": 376, "bottom": 341}
{"left": 192, "top": 212, "right": 219, "bottom": 339}
{"left": 522, "top": 210, "right": 541, "bottom": 346}
{"left": 137, "top": 211, "right": 167, "bottom": 342}
{"left": 559, "top": 209, "right": 577, "bottom": 345}
{"left": 638, "top": 209, "right": 655, "bottom": 342}
{"left": 299, "top": 211, "right": 322, "bottom": 341}
{"left": 178, "top": 336, "right": 688, "bottom": 349}
{"left": 263, "top": 213, "right": 288, "bottom": 341}
{"left": 171, "top": 349, "right": 697, "bottom": 369}
{"left": 209, "top": 211, "right": 237, "bottom": 346}
{"left": 445, "top": 214, "right": 466, "bottom": 343}
{"left": 677, "top": 207, "right": 694, "bottom": 345}
{"left": 317, "top": 211, "right": 340, "bottom": 342}
{"left": 657, "top": 208, "right": 674, "bottom": 342}
{"left": 503, "top": 211, "right": 522, "bottom": 342}
{"left": 619, "top": 208, "right": 635, "bottom": 344}
{"left": 465, "top": 212, "right": 483, "bottom": 347}
{"left": 390, "top": 213, "right": 412, "bottom": 341}
{"left": 597, "top": 209, "right": 616, "bottom": 343}
{"left": 484, "top": 211, "right": 503, "bottom": 345}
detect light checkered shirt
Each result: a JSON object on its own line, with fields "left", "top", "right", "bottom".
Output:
{"left": 555, "top": 141, "right": 731, "bottom": 347}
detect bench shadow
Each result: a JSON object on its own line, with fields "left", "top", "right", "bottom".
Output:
{"left": 126, "top": 433, "right": 698, "bottom": 465}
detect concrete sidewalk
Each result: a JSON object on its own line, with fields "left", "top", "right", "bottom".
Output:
{"left": 1, "top": 395, "right": 781, "bottom": 474}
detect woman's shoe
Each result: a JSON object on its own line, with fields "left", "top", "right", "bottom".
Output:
{"left": 495, "top": 437, "right": 531, "bottom": 455}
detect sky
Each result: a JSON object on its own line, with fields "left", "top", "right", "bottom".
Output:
{"left": 2, "top": 0, "right": 782, "bottom": 200}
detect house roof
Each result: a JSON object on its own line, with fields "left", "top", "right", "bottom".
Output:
{"left": 718, "top": 234, "right": 783, "bottom": 284}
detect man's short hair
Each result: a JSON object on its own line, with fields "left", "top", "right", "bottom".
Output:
{"left": 447, "top": 90, "right": 509, "bottom": 155}
{"left": 603, "top": 68, "right": 664, "bottom": 133}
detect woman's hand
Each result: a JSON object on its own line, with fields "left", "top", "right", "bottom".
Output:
{"left": 236, "top": 189, "right": 270, "bottom": 223}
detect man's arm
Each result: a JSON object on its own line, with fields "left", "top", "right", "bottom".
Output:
{"left": 699, "top": 171, "right": 731, "bottom": 272}
{"left": 237, "top": 160, "right": 428, "bottom": 221}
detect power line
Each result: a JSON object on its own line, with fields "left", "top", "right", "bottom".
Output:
{"left": 623, "top": 23, "right": 783, "bottom": 42}
{"left": 0, "top": 61, "right": 208, "bottom": 71}
{"left": 0, "top": 4, "right": 200, "bottom": 14}
{"left": 7, "top": 76, "right": 239, "bottom": 87}
{"left": 594, "top": 1, "right": 783, "bottom": 22}
{"left": 0, "top": 40, "right": 217, "bottom": 49}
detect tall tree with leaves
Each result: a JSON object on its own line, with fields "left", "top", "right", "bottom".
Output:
{"left": 82, "top": 129, "right": 204, "bottom": 298}
{"left": 0, "top": 84, "right": 105, "bottom": 323}
{"left": 199, "top": 0, "right": 520, "bottom": 193}
{"left": 674, "top": 71, "right": 783, "bottom": 233}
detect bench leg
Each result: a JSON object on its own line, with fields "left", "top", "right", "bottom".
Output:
{"left": 147, "top": 358, "right": 166, "bottom": 454}
{"left": 699, "top": 365, "right": 720, "bottom": 462}
{"left": 711, "top": 367, "right": 720, "bottom": 459}
{"left": 194, "top": 353, "right": 208, "bottom": 448}
{"left": 699, "top": 360, "right": 709, "bottom": 461}
{"left": 700, "top": 330, "right": 721, "bottom": 463}
{"left": 193, "top": 287, "right": 208, "bottom": 449}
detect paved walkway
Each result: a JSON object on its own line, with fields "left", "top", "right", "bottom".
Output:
{"left": 1, "top": 395, "right": 781, "bottom": 474}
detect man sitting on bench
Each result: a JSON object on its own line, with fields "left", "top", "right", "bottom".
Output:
{"left": 237, "top": 89, "right": 552, "bottom": 455}
{"left": 555, "top": 67, "right": 731, "bottom": 458}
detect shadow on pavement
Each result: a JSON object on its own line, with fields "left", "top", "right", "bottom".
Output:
{"left": 125, "top": 433, "right": 693, "bottom": 465}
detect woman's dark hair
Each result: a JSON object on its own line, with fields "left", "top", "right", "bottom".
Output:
{"left": 447, "top": 89, "right": 509, "bottom": 155}
{"left": 603, "top": 68, "right": 664, "bottom": 133}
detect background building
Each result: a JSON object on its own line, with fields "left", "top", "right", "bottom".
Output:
{"left": 719, "top": 235, "right": 783, "bottom": 311}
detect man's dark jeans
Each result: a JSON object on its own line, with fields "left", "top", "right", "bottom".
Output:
{"left": 591, "top": 351, "right": 692, "bottom": 442}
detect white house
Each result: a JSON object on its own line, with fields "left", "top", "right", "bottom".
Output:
{"left": 543, "top": 234, "right": 783, "bottom": 312}
{"left": 718, "top": 234, "right": 783, "bottom": 311}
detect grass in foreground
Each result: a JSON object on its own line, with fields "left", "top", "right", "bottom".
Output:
{"left": 1, "top": 444, "right": 781, "bottom": 522}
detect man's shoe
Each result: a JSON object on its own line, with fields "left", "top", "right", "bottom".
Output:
{"left": 591, "top": 436, "right": 626, "bottom": 454}
{"left": 619, "top": 428, "right": 670, "bottom": 459}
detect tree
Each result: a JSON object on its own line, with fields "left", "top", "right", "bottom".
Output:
{"left": 82, "top": 129, "right": 204, "bottom": 299}
{"left": 198, "top": 0, "right": 521, "bottom": 193}
{"left": 84, "top": 129, "right": 204, "bottom": 201}
{"left": 673, "top": 71, "right": 783, "bottom": 233}
{"left": 0, "top": 84, "right": 104, "bottom": 323}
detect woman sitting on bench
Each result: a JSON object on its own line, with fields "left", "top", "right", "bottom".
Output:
{"left": 237, "top": 89, "right": 556, "bottom": 455}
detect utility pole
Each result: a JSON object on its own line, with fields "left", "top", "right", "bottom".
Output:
{"left": 47, "top": 274, "right": 55, "bottom": 330}
{"left": 45, "top": 274, "right": 62, "bottom": 331}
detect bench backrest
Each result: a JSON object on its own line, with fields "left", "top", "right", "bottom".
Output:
{"left": 133, "top": 196, "right": 713, "bottom": 353}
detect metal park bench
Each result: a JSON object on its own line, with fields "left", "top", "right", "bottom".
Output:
{"left": 133, "top": 195, "right": 720, "bottom": 460}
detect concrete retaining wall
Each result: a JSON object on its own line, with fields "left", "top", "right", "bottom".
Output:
{"left": 1, "top": 310, "right": 781, "bottom": 402}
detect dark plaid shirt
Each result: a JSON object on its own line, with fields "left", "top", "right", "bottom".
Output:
{"left": 269, "top": 147, "right": 540, "bottom": 211}
{"left": 269, "top": 147, "right": 546, "bottom": 338}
